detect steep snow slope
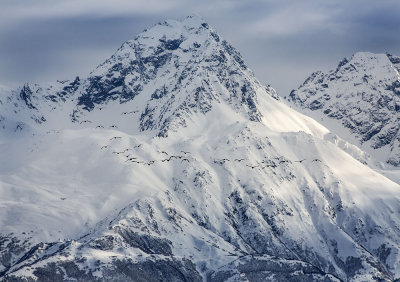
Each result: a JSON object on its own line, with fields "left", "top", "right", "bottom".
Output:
{"left": 288, "top": 52, "right": 400, "bottom": 167}
{"left": 1, "top": 16, "right": 400, "bottom": 281}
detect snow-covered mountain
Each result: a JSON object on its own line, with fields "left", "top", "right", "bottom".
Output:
{"left": 288, "top": 52, "right": 400, "bottom": 167}
{"left": 0, "top": 14, "right": 266, "bottom": 139}
{"left": 1, "top": 16, "right": 400, "bottom": 281}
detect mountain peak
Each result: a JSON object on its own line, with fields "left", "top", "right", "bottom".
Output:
{"left": 91, "top": 15, "right": 215, "bottom": 77}
{"left": 71, "top": 15, "right": 269, "bottom": 136}
{"left": 289, "top": 51, "right": 400, "bottom": 165}
{"left": 352, "top": 51, "right": 386, "bottom": 59}
{"left": 90, "top": 15, "right": 226, "bottom": 83}
{"left": 335, "top": 52, "right": 400, "bottom": 76}
{"left": 2, "top": 16, "right": 276, "bottom": 137}
{"left": 161, "top": 13, "right": 207, "bottom": 29}
{"left": 134, "top": 14, "right": 211, "bottom": 42}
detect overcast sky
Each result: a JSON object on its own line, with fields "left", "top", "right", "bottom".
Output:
{"left": 1, "top": 0, "right": 400, "bottom": 95}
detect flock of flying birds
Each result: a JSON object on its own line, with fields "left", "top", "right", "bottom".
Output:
{"left": 100, "top": 136, "right": 191, "bottom": 165}
{"left": 100, "top": 135, "right": 322, "bottom": 169}
{"left": 43, "top": 118, "right": 324, "bottom": 169}
{"left": 213, "top": 156, "right": 321, "bottom": 169}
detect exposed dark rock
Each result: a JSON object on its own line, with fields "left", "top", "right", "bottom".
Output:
{"left": 116, "top": 228, "right": 173, "bottom": 256}
{"left": 210, "top": 256, "right": 340, "bottom": 282}
{"left": 19, "top": 85, "right": 37, "bottom": 110}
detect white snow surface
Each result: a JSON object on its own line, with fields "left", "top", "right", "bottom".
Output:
{"left": 1, "top": 16, "right": 400, "bottom": 281}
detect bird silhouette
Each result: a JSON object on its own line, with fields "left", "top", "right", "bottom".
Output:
{"left": 261, "top": 159, "right": 276, "bottom": 165}
{"left": 262, "top": 164, "right": 277, "bottom": 169}
{"left": 122, "top": 110, "right": 138, "bottom": 115}
{"left": 246, "top": 164, "right": 258, "bottom": 169}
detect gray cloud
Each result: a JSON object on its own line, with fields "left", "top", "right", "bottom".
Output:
{"left": 1, "top": 0, "right": 399, "bottom": 95}
{"left": 0, "top": 15, "right": 159, "bottom": 85}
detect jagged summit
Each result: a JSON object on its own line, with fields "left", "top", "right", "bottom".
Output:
{"left": 76, "top": 13, "right": 264, "bottom": 137}
{"left": 289, "top": 51, "right": 400, "bottom": 166}
{"left": 1, "top": 15, "right": 275, "bottom": 137}
{"left": 90, "top": 14, "right": 217, "bottom": 80}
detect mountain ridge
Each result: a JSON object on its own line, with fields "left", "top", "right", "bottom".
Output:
{"left": 0, "top": 15, "right": 270, "bottom": 139}
{"left": 1, "top": 17, "right": 400, "bottom": 281}
{"left": 288, "top": 51, "right": 400, "bottom": 167}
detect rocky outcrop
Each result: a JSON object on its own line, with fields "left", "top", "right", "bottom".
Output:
{"left": 289, "top": 52, "right": 400, "bottom": 165}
